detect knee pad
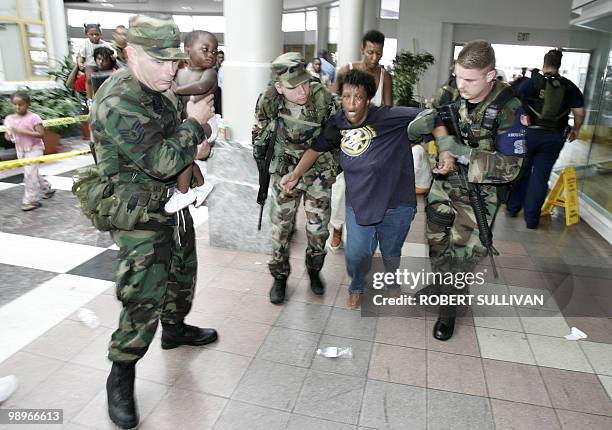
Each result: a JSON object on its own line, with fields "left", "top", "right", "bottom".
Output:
{"left": 426, "top": 200, "right": 455, "bottom": 228}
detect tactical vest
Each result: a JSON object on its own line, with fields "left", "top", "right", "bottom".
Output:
{"left": 524, "top": 70, "right": 569, "bottom": 130}
{"left": 266, "top": 82, "right": 337, "bottom": 175}
{"left": 451, "top": 80, "right": 516, "bottom": 152}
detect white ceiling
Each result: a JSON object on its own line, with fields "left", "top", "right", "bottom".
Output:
{"left": 63, "top": 0, "right": 336, "bottom": 14}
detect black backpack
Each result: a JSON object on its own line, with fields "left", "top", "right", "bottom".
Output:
{"left": 523, "top": 70, "right": 569, "bottom": 129}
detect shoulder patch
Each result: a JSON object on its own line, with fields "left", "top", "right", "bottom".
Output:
{"left": 118, "top": 119, "right": 146, "bottom": 145}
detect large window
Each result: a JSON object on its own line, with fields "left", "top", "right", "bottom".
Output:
{"left": 66, "top": 9, "right": 227, "bottom": 58}
{"left": 380, "top": 0, "right": 400, "bottom": 20}
{"left": 328, "top": 5, "right": 339, "bottom": 44}
{"left": 380, "top": 37, "right": 398, "bottom": 68}
{"left": 282, "top": 10, "right": 317, "bottom": 32}
{"left": 66, "top": 9, "right": 133, "bottom": 30}
{"left": 0, "top": 0, "right": 49, "bottom": 81}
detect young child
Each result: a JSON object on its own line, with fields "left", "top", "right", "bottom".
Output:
{"left": 76, "top": 24, "right": 114, "bottom": 99}
{"left": 3, "top": 92, "right": 55, "bottom": 211}
{"left": 76, "top": 24, "right": 114, "bottom": 71}
{"left": 164, "top": 30, "right": 219, "bottom": 213}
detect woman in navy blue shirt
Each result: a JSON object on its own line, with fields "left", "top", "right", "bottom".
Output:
{"left": 280, "top": 69, "right": 421, "bottom": 309}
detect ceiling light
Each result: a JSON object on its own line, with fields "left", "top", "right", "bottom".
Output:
{"left": 181, "top": 6, "right": 192, "bottom": 10}
{"left": 101, "top": 3, "right": 115, "bottom": 7}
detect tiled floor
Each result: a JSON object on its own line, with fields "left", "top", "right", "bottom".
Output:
{"left": 0, "top": 149, "right": 611, "bottom": 429}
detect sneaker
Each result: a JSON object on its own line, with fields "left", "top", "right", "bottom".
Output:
{"left": 21, "top": 202, "right": 41, "bottom": 211}
{"left": 0, "top": 375, "right": 19, "bottom": 403}
{"left": 208, "top": 116, "right": 219, "bottom": 143}
{"left": 327, "top": 227, "right": 343, "bottom": 252}
{"left": 193, "top": 182, "right": 214, "bottom": 207}
{"left": 42, "top": 189, "right": 56, "bottom": 199}
{"left": 164, "top": 189, "right": 196, "bottom": 214}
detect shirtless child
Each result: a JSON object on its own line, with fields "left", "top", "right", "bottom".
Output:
{"left": 165, "top": 30, "right": 219, "bottom": 213}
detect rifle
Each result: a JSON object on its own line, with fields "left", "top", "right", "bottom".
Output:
{"left": 436, "top": 104, "right": 500, "bottom": 278}
{"left": 256, "top": 120, "right": 279, "bottom": 230}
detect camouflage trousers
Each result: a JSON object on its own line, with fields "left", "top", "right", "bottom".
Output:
{"left": 108, "top": 211, "right": 197, "bottom": 363}
{"left": 268, "top": 171, "right": 334, "bottom": 279}
{"left": 426, "top": 176, "right": 497, "bottom": 274}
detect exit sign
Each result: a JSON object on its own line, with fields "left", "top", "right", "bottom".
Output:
{"left": 517, "top": 32, "right": 530, "bottom": 41}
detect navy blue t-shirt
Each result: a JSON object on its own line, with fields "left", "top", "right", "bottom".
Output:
{"left": 313, "top": 105, "right": 420, "bottom": 226}
{"left": 519, "top": 75, "right": 584, "bottom": 130}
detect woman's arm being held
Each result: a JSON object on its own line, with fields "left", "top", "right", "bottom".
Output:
{"left": 279, "top": 149, "right": 322, "bottom": 191}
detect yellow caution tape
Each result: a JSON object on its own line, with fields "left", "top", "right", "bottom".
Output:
{"left": 0, "top": 149, "right": 91, "bottom": 171}
{"left": 0, "top": 115, "right": 88, "bottom": 133}
{"left": 541, "top": 166, "right": 580, "bottom": 226}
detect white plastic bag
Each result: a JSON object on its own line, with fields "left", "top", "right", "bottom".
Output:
{"left": 316, "top": 346, "right": 353, "bottom": 358}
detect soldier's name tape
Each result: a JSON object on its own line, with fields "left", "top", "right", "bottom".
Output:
{"left": 0, "top": 149, "right": 91, "bottom": 171}
{"left": 0, "top": 115, "right": 89, "bottom": 133}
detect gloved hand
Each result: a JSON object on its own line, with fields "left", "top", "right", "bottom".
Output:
{"left": 436, "top": 135, "right": 472, "bottom": 161}
{"left": 407, "top": 109, "right": 436, "bottom": 141}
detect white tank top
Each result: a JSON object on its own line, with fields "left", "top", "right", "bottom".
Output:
{"left": 349, "top": 62, "right": 385, "bottom": 106}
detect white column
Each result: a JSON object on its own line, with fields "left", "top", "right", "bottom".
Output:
{"left": 44, "top": 0, "right": 69, "bottom": 69}
{"left": 222, "top": 0, "right": 283, "bottom": 144}
{"left": 363, "top": 0, "right": 380, "bottom": 33}
{"left": 316, "top": 5, "right": 330, "bottom": 56}
{"left": 397, "top": 0, "right": 443, "bottom": 99}
{"left": 337, "top": 0, "right": 365, "bottom": 67}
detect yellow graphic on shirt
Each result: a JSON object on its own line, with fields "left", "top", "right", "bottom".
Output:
{"left": 340, "top": 125, "right": 377, "bottom": 157}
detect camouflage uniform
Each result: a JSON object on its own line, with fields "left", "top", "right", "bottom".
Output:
{"left": 429, "top": 73, "right": 459, "bottom": 110}
{"left": 252, "top": 53, "right": 339, "bottom": 279}
{"left": 427, "top": 80, "right": 523, "bottom": 275}
{"left": 90, "top": 16, "right": 205, "bottom": 363}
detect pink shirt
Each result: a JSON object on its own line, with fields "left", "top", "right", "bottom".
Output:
{"left": 4, "top": 112, "right": 44, "bottom": 152}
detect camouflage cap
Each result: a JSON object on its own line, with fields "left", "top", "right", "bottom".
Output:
{"left": 271, "top": 52, "right": 310, "bottom": 88}
{"left": 128, "top": 14, "right": 188, "bottom": 61}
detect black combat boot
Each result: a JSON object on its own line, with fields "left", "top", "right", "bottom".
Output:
{"left": 308, "top": 270, "right": 325, "bottom": 295}
{"left": 433, "top": 304, "right": 457, "bottom": 341}
{"left": 269, "top": 277, "right": 287, "bottom": 304}
{"left": 107, "top": 362, "right": 138, "bottom": 429}
{"left": 161, "top": 321, "right": 218, "bottom": 350}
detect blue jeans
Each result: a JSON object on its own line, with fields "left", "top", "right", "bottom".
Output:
{"left": 345, "top": 206, "right": 416, "bottom": 294}
{"left": 507, "top": 128, "right": 565, "bottom": 226}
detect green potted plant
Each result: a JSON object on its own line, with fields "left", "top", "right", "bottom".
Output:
{"left": 391, "top": 50, "right": 435, "bottom": 107}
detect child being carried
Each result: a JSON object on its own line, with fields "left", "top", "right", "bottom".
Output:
{"left": 165, "top": 30, "right": 220, "bottom": 214}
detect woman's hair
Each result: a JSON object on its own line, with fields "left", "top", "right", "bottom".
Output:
{"left": 362, "top": 30, "right": 385, "bottom": 47}
{"left": 11, "top": 91, "right": 30, "bottom": 104}
{"left": 544, "top": 49, "right": 563, "bottom": 69}
{"left": 84, "top": 23, "right": 101, "bottom": 34}
{"left": 338, "top": 69, "right": 377, "bottom": 100}
{"left": 93, "top": 46, "right": 117, "bottom": 70}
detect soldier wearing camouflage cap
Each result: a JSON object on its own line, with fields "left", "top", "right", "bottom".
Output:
{"left": 89, "top": 13, "right": 217, "bottom": 429}
{"left": 413, "top": 40, "right": 525, "bottom": 342}
{"left": 252, "top": 52, "right": 340, "bottom": 305}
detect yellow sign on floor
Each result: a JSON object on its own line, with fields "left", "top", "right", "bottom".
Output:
{"left": 541, "top": 166, "right": 580, "bottom": 226}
